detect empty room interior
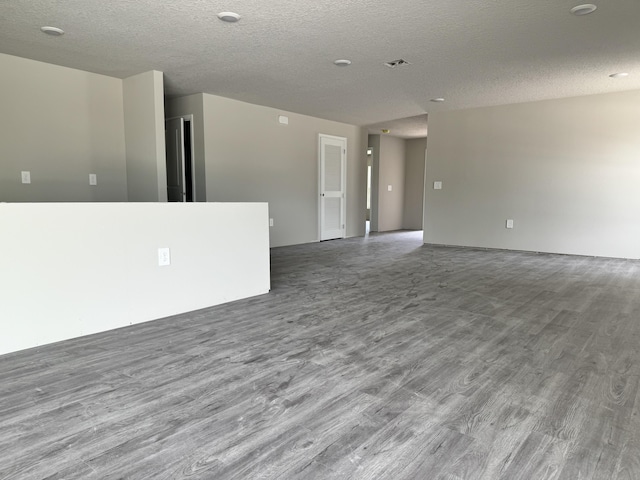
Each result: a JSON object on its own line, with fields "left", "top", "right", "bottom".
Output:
{"left": 1, "top": 1, "right": 640, "bottom": 479}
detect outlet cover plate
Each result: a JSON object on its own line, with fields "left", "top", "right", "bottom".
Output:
{"left": 158, "top": 247, "right": 171, "bottom": 266}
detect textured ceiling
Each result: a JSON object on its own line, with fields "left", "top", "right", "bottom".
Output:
{"left": 366, "top": 115, "right": 429, "bottom": 139}
{"left": 1, "top": 0, "right": 639, "bottom": 138}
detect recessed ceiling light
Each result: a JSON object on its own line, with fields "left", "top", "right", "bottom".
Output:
{"left": 40, "top": 26, "right": 64, "bottom": 36}
{"left": 609, "top": 72, "right": 629, "bottom": 78}
{"left": 334, "top": 59, "right": 352, "bottom": 67}
{"left": 570, "top": 4, "right": 597, "bottom": 16}
{"left": 217, "top": 12, "right": 241, "bottom": 22}
{"left": 381, "top": 129, "right": 390, "bottom": 134}
{"left": 430, "top": 98, "right": 445, "bottom": 103}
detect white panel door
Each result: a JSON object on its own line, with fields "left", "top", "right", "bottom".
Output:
{"left": 165, "top": 118, "right": 185, "bottom": 202}
{"left": 319, "top": 134, "right": 347, "bottom": 241}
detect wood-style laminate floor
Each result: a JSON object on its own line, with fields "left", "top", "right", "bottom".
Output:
{"left": 2, "top": 230, "right": 640, "bottom": 480}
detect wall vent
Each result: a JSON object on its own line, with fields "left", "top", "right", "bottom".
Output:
{"left": 384, "top": 59, "right": 411, "bottom": 68}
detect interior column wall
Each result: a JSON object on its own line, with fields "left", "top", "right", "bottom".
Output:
{"left": 376, "top": 135, "right": 406, "bottom": 232}
{"left": 124, "top": 70, "right": 167, "bottom": 202}
{"left": 403, "top": 137, "right": 427, "bottom": 230}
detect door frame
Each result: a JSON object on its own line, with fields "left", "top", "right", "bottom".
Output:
{"left": 318, "top": 134, "right": 347, "bottom": 241}
{"left": 165, "top": 114, "right": 196, "bottom": 202}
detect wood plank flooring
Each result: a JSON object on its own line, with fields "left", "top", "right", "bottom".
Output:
{"left": 1, "top": 230, "right": 640, "bottom": 479}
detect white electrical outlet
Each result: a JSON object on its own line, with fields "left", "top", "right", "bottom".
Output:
{"left": 21, "top": 171, "right": 31, "bottom": 184}
{"left": 269, "top": 218, "right": 274, "bottom": 227}
{"left": 89, "top": 174, "right": 97, "bottom": 185}
{"left": 158, "top": 247, "right": 171, "bottom": 266}
{"left": 506, "top": 219, "right": 514, "bottom": 229}
{"left": 433, "top": 181, "right": 442, "bottom": 190}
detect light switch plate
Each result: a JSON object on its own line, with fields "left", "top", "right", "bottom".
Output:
{"left": 89, "top": 174, "right": 97, "bottom": 186}
{"left": 21, "top": 171, "right": 31, "bottom": 184}
{"left": 158, "top": 247, "right": 171, "bottom": 266}
{"left": 506, "top": 219, "right": 514, "bottom": 229}
{"left": 269, "top": 218, "right": 274, "bottom": 227}
{"left": 433, "top": 181, "right": 442, "bottom": 190}
{"left": 387, "top": 185, "right": 392, "bottom": 191}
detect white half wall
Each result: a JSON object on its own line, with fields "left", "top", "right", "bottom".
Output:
{"left": 424, "top": 89, "right": 640, "bottom": 259}
{"left": 0, "top": 202, "right": 270, "bottom": 356}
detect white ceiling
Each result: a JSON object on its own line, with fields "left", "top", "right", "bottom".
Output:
{"left": 1, "top": 0, "right": 639, "bottom": 138}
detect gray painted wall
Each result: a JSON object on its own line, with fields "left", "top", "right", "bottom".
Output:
{"left": 377, "top": 135, "right": 405, "bottom": 232}
{"left": 164, "top": 93, "right": 207, "bottom": 202}
{"left": 403, "top": 138, "right": 426, "bottom": 230}
{"left": 424, "top": 89, "right": 640, "bottom": 259}
{"left": 168, "top": 93, "right": 367, "bottom": 247}
{"left": 0, "top": 53, "right": 127, "bottom": 202}
{"left": 202, "top": 94, "right": 368, "bottom": 247}
{"left": 123, "top": 71, "right": 167, "bottom": 202}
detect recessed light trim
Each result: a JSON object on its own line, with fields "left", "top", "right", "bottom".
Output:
{"left": 609, "top": 72, "right": 629, "bottom": 78}
{"left": 430, "top": 98, "right": 445, "bottom": 103}
{"left": 217, "top": 12, "right": 241, "bottom": 22}
{"left": 40, "top": 26, "right": 64, "bottom": 36}
{"left": 381, "top": 129, "right": 390, "bottom": 134}
{"left": 334, "top": 59, "right": 352, "bottom": 67}
{"left": 570, "top": 4, "right": 597, "bottom": 16}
